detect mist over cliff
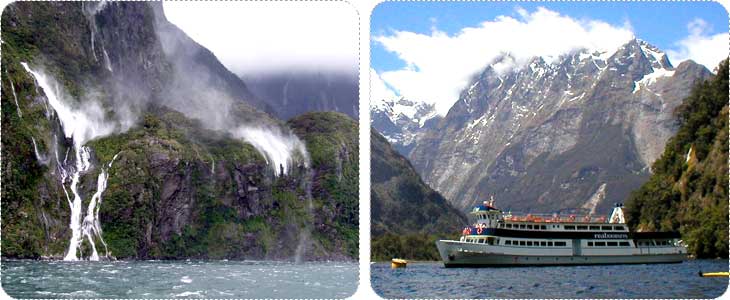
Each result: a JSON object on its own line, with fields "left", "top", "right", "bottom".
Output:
{"left": 1, "top": 1, "right": 358, "bottom": 261}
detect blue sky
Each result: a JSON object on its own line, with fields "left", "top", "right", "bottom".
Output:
{"left": 370, "top": 2, "right": 728, "bottom": 114}
{"left": 372, "top": 2, "right": 727, "bottom": 72}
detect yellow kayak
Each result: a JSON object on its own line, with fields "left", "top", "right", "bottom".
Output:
{"left": 699, "top": 272, "right": 729, "bottom": 277}
{"left": 391, "top": 258, "right": 407, "bottom": 268}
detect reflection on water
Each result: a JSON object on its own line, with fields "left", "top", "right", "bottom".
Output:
{"left": 2, "top": 259, "right": 357, "bottom": 298}
{"left": 372, "top": 259, "right": 729, "bottom": 298}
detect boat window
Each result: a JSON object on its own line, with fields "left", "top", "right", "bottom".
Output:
{"left": 554, "top": 241, "right": 566, "bottom": 247}
{"left": 607, "top": 242, "right": 618, "bottom": 246}
{"left": 590, "top": 226, "right": 600, "bottom": 230}
{"left": 564, "top": 225, "right": 575, "bottom": 230}
{"left": 526, "top": 241, "right": 533, "bottom": 246}
{"left": 614, "top": 226, "right": 624, "bottom": 231}
{"left": 519, "top": 224, "right": 525, "bottom": 229}
{"left": 527, "top": 225, "right": 533, "bottom": 229}
{"left": 505, "top": 240, "right": 512, "bottom": 245}
{"left": 577, "top": 225, "right": 588, "bottom": 230}
{"left": 541, "top": 225, "right": 547, "bottom": 230}
{"left": 540, "top": 241, "right": 546, "bottom": 246}
{"left": 548, "top": 241, "right": 553, "bottom": 246}
{"left": 619, "top": 242, "right": 630, "bottom": 246}
{"left": 587, "top": 242, "right": 594, "bottom": 246}
{"left": 519, "top": 241, "right": 525, "bottom": 246}
{"left": 594, "top": 241, "right": 606, "bottom": 246}
{"left": 506, "top": 224, "right": 512, "bottom": 229}
{"left": 601, "top": 226, "right": 612, "bottom": 230}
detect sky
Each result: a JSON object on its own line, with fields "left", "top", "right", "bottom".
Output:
{"left": 371, "top": 2, "right": 729, "bottom": 115}
{"left": 163, "top": 1, "right": 359, "bottom": 76}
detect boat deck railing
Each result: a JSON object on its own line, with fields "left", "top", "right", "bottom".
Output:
{"left": 500, "top": 213, "right": 608, "bottom": 223}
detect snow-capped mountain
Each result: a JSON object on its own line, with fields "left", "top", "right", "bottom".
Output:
{"left": 400, "top": 38, "right": 711, "bottom": 213}
{"left": 370, "top": 97, "right": 440, "bottom": 155}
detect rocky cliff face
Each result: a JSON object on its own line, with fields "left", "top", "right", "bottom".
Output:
{"left": 401, "top": 39, "right": 711, "bottom": 213}
{"left": 1, "top": 2, "right": 357, "bottom": 261}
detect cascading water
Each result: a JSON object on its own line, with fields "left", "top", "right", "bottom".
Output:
{"left": 102, "top": 46, "right": 113, "bottom": 73}
{"left": 6, "top": 69, "right": 22, "bottom": 118}
{"left": 294, "top": 168, "right": 315, "bottom": 264}
{"left": 233, "top": 125, "right": 313, "bottom": 261}
{"left": 81, "top": 153, "right": 119, "bottom": 260}
{"left": 21, "top": 62, "right": 118, "bottom": 261}
{"left": 84, "top": 1, "right": 112, "bottom": 72}
{"left": 233, "top": 126, "right": 309, "bottom": 176}
{"left": 31, "top": 137, "right": 49, "bottom": 165}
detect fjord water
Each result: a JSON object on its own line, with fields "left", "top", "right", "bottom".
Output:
{"left": 2, "top": 260, "right": 357, "bottom": 298}
{"left": 372, "top": 260, "right": 728, "bottom": 298}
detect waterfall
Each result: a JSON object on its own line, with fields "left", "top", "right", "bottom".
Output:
{"left": 81, "top": 153, "right": 119, "bottom": 260}
{"left": 31, "top": 137, "right": 49, "bottom": 165}
{"left": 6, "top": 69, "right": 22, "bottom": 118}
{"left": 84, "top": 1, "right": 112, "bottom": 71}
{"left": 233, "top": 126, "right": 309, "bottom": 176}
{"left": 21, "top": 62, "right": 117, "bottom": 261}
{"left": 65, "top": 146, "right": 92, "bottom": 261}
{"left": 294, "top": 168, "right": 314, "bottom": 264}
{"left": 102, "top": 46, "right": 113, "bottom": 72}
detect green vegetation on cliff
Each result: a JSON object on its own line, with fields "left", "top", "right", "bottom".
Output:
{"left": 1, "top": 2, "right": 359, "bottom": 261}
{"left": 288, "top": 112, "right": 360, "bottom": 259}
{"left": 371, "top": 130, "right": 467, "bottom": 261}
{"left": 625, "top": 59, "right": 728, "bottom": 258}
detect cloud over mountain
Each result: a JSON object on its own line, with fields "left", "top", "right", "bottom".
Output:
{"left": 373, "top": 7, "right": 634, "bottom": 115}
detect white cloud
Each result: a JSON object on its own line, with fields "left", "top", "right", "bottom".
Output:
{"left": 667, "top": 18, "right": 728, "bottom": 72}
{"left": 162, "top": 1, "right": 358, "bottom": 76}
{"left": 370, "top": 68, "right": 398, "bottom": 106}
{"left": 373, "top": 7, "right": 634, "bottom": 115}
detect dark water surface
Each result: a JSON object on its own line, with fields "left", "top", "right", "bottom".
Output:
{"left": 372, "top": 260, "right": 728, "bottom": 298}
{"left": 2, "top": 259, "right": 357, "bottom": 298}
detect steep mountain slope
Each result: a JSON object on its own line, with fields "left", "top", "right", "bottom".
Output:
{"left": 370, "top": 97, "right": 440, "bottom": 156}
{"left": 244, "top": 71, "right": 359, "bottom": 120}
{"left": 151, "top": 5, "right": 276, "bottom": 116}
{"left": 406, "top": 39, "right": 712, "bottom": 213}
{"left": 0, "top": 2, "right": 357, "bottom": 260}
{"left": 287, "top": 112, "right": 359, "bottom": 259}
{"left": 371, "top": 129, "right": 467, "bottom": 260}
{"left": 625, "top": 60, "right": 728, "bottom": 258}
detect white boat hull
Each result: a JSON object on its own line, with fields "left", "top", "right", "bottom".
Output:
{"left": 436, "top": 240, "right": 687, "bottom": 267}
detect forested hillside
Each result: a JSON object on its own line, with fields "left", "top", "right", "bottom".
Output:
{"left": 625, "top": 59, "right": 728, "bottom": 258}
{"left": 371, "top": 130, "right": 467, "bottom": 261}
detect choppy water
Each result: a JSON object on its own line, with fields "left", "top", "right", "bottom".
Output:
{"left": 2, "top": 259, "right": 357, "bottom": 298}
{"left": 372, "top": 260, "right": 728, "bottom": 298}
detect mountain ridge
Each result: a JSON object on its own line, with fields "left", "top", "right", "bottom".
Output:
{"left": 373, "top": 38, "right": 712, "bottom": 214}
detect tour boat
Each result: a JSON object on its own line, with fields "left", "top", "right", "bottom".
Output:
{"left": 435, "top": 199, "right": 687, "bottom": 267}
